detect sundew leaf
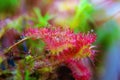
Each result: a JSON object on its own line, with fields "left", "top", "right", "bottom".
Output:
{"left": 70, "top": 0, "right": 94, "bottom": 32}
{"left": 24, "top": 27, "right": 96, "bottom": 60}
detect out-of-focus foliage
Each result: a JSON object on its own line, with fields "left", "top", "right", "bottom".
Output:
{"left": 70, "top": 0, "right": 94, "bottom": 32}
{"left": 7, "top": 18, "right": 24, "bottom": 32}
{"left": 0, "top": 0, "right": 20, "bottom": 18}
{"left": 27, "top": 39, "right": 45, "bottom": 54}
{"left": 0, "top": 0, "right": 19, "bottom": 11}
{"left": 0, "top": 0, "right": 120, "bottom": 80}
{"left": 31, "top": 8, "right": 51, "bottom": 27}
{"left": 96, "top": 20, "right": 120, "bottom": 49}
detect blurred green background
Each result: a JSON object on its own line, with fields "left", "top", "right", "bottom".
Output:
{"left": 0, "top": 0, "right": 120, "bottom": 80}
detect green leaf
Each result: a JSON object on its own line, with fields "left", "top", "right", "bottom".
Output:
{"left": 33, "top": 8, "right": 51, "bottom": 27}
{"left": 27, "top": 39, "right": 45, "bottom": 54}
{"left": 70, "top": 0, "right": 94, "bottom": 32}
{"left": 25, "top": 70, "right": 30, "bottom": 80}
{"left": 96, "top": 20, "right": 120, "bottom": 49}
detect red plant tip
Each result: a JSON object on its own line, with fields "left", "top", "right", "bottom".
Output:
{"left": 24, "top": 27, "right": 96, "bottom": 80}
{"left": 24, "top": 27, "right": 96, "bottom": 60}
{"left": 66, "top": 59, "right": 91, "bottom": 80}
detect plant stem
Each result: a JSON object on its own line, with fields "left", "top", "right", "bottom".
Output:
{"left": 4, "top": 37, "right": 30, "bottom": 54}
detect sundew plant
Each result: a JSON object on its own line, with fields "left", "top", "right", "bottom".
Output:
{"left": 1, "top": 0, "right": 120, "bottom": 80}
{"left": 0, "top": 26, "right": 96, "bottom": 80}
